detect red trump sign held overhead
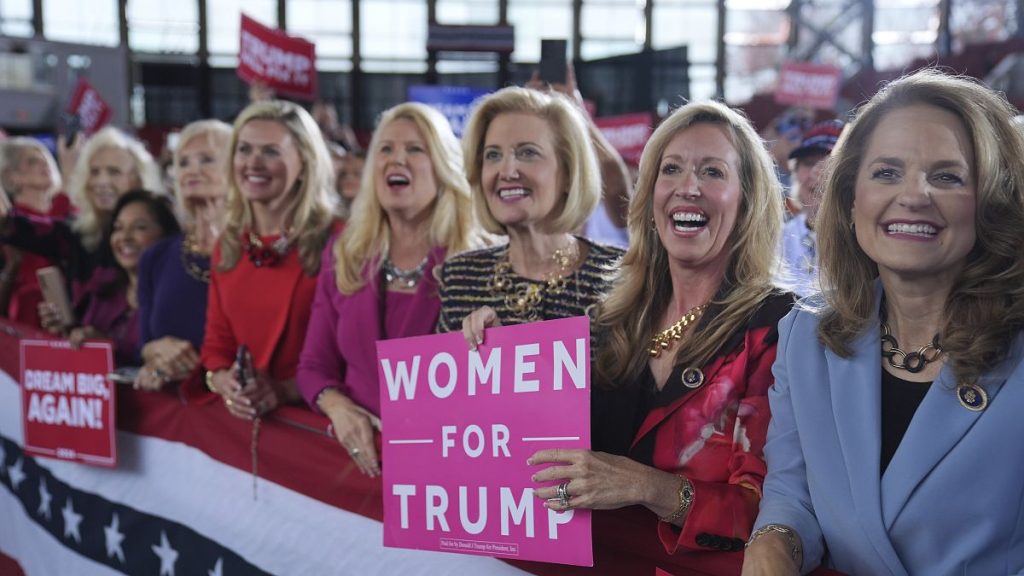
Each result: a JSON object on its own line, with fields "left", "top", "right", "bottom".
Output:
{"left": 67, "top": 79, "right": 112, "bottom": 137}
{"left": 238, "top": 14, "right": 318, "bottom": 101}
{"left": 775, "top": 61, "right": 843, "bottom": 111}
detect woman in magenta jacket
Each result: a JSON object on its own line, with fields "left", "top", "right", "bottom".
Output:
{"left": 296, "top": 102, "right": 480, "bottom": 477}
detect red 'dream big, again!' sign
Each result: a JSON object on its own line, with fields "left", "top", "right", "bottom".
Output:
{"left": 20, "top": 340, "right": 116, "bottom": 467}
{"left": 238, "top": 14, "right": 317, "bottom": 101}
{"left": 774, "top": 61, "right": 843, "bottom": 111}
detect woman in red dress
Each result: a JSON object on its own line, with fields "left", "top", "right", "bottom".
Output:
{"left": 202, "top": 100, "right": 337, "bottom": 419}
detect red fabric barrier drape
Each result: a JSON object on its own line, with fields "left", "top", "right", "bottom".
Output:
{"left": 0, "top": 319, "right": 844, "bottom": 576}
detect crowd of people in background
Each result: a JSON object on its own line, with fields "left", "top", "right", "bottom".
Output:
{"left": 1, "top": 67, "right": 1022, "bottom": 575}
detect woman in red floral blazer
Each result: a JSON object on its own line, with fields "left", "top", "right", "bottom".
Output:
{"left": 528, "top": 100, "right": 793, "bottom": 576}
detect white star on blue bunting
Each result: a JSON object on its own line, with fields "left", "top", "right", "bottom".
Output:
{"left": 208, "top": 557, "right": 224, "bottom": 576}
{"left": 37, "top": 476, "right": 52, "bottom": 520}
{"left": 152, "top": 530, "right": 179, "bottom": 576}
{"left": 104, "top": 512, "right": 126, "bottom": 563}
{"left": 8, "top": 457, "right": 25, "bottom": 490}
{"left": 61, "top": 497, "right": 83, "bottom": 543}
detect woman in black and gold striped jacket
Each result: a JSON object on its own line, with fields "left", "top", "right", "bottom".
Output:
{"left": 437, "top": 86, "right": 623, "bottom": 343}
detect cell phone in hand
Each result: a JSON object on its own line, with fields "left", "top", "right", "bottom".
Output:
{"left": 235, "top": 345, "right": 255, "bottom": 390}
{"left": 107, "top": 367, "right": 140, "bottom": 384}
{"left": 540, "top": 39, "right": 568, "bottom": 84}
{"left": 36, "top": 266, "right": 74, "bottom": 328}
{"left": 60, "top": 112, "right": 82, "bottom": 146}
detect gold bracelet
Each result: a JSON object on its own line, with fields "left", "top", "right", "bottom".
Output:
{"left": 746, "top": 523, "right": 802, "bottom": 565}
{"left": 205, "top": 370, "right": 218, "bottom": 393}
{"left": 658, "top": 475, "right": 694, "bottom": 523}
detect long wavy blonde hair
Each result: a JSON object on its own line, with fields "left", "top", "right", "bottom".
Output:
{"left": 219, "top": 101, "right": 337, "bottom": 276}
{"left": 816, "top": 69, "right": 1024, "bottom": 387}
{"left": 595, "top": 101, "right": 783, "bottom": 387}
{"left": 68, "top": 127, "right": 163, "bottom": 252}
{"left": 334, "top": 102, "right": 478, "bottom": 295}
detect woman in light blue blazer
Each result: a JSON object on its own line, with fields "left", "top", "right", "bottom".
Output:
{"left": 743, "top": 69, "right": 1024, "bottom": 575}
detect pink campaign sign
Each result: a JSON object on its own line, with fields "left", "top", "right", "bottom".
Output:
{"left": 377, "top": 316, "right": 593, "bottom": 566}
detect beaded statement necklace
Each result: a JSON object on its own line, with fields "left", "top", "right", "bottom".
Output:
{"left": 382, "top": 255, "right": 429, "bottom": 288}
{"left": 180, "top": 230, "right": 211, "bottom": 284}
{"left": 487, "top": 239, "right": 580, "bottom": 323}
{"left": 242, "top": 228, "right": 294, "bottom": 268}
{"left": 649, "top": 304, "right": 707, "bottom": 358}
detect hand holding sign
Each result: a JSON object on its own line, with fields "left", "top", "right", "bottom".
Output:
{"left": 237, "top": 15, "right": 317, "bottom": 101}
{"left": 461, "top": 305, "right": 502, "bottom": 351}
{"left": 529, "top": 448, "right": 687, "bottom": 523}
{"left": 378, "top": 316, "right": 593, "bottom": 566}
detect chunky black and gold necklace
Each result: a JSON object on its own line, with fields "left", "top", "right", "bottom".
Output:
{"left": 880, "top": 321, "right": 942, "bottom": 374}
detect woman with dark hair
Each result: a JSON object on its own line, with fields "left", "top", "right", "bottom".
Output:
{"left": 41, "top": 190, "right": 181, "bottom": 366}
{"left": 744, "top": 70, "right": 1024, "bottom": 575}
{"left": 0, "top": 127, "right": 164, "bottom": 307}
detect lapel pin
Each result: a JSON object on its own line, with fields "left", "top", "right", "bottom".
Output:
{"left": 681, "top": 367, "right": 704, "bottom": 389}
{"left": 957, "top": 383, "right": 988, "bottom": 412}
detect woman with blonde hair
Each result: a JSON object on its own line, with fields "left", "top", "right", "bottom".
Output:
{"left": 202, "top": 100, "right": 337, "bottom": 419}
{"left": 528, "top": 100, "right": 792, "bottom": 575}
{"left": 297, "top": 102, "right": 478, "bottom": 476}
{"left": 134, "top": 120, "right": 232, "bottom": 391}
{"left": 744, "top": 70, "right": 1024, "bottom": 575}
{"left": 0, "top": 137, "right": 66, "bottom": 326}
{"left": 3, "top": 127, "right": 162, "bottom": 320}
{"left": 67, "top": 126, "right": 163, "bottom": 253}
{"left": 439, "top": 86, "right": 623, "bottom": 344}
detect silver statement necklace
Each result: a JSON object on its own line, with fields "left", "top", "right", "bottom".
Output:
{"left": 382, "top": 255, "right": 429, "bottom": 288}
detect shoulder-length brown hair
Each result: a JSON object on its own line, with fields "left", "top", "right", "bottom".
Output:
{"left": 595, "top": 100, "right": 783, "bottom": 386}
{"left": 219, "top": 100, "right": 337, "bottom": 276}
{"left": 816, "top": 69, "right": 1024, "bottom": 387}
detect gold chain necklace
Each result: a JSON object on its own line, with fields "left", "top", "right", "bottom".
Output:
{"left": 649, "top": 304, "right": 708, "bottom": 358}
{"left": 487, "top": 239, "right": 580, "bottom": 323}
{"left": 180, "top": 230, "right": 211, "bottom": 284}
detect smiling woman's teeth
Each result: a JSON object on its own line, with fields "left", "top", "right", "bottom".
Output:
{"left": 672, "top": 212, "right": 708, "bottom": 229}
{"left": 499, "top": 188, "right": 527, "bottom": 199}
{"left": 887, "top": 223, "right": 937, "bottom": 236}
